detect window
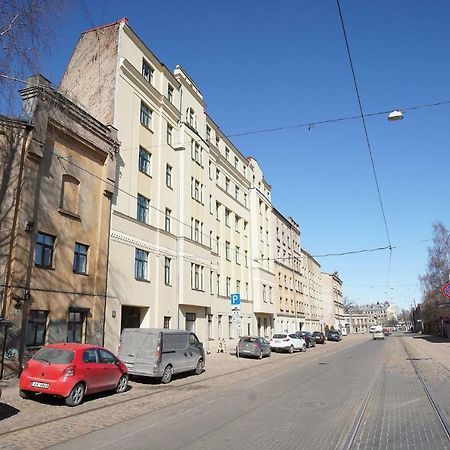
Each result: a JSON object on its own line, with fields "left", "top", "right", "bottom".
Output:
{"left": 228, "top": 316, "right": 233, "bottom": 339}
{"left": 191, "top": 263, "right": 204, "bottom": 290}
{"left": 244, "top": 193, "right": 248, "bottom": 207}
{"left": 166, "top": 164, "right": 172, "bottom": 187}
{"left": 225, "top": 148, "right": 230, "bottom": 160}
{"left": 235, "top": 216, "right": 240, "bottom": 232}
{"left": 164, "top": 257, "right": 171, "bottom": 285}
{"left": 142, "top": 59, "right": 154, "bottom": 84}
{"left": 140, "top": 102, "right": 152, "bottom": 129}
{"left": 225, "top": 241, "right": 231, "bottom": 260}
{"left": 269, "top": 286, "right": 273, "bottom": 303}
{"left": 165, "top": 208, "right": 171, "bottom": 233}
{"left": 225, "top": 177, "right": 230, "bottom": 192}
{"left": 191, "top": 178, "right": 202, "bottom": 202}
{"left": 244, "top": 250, "right": 248, "bottom": 267}
{"left": 243, "top": 221, "right": 248, "bottom": 235}
{"left": 137, "top": 194, "right": 150, "bottom": 224}
{"left": 234, "top": 156, "right": 239, "bottom": 169}
{"left": 245, "top": 282, "right": 249, "bottom": 299}
{"left": 191, "top": 140, "right": 202, "bottom": 165}
{"left": 67, "top": 309, "right": 87, "bottom": 343}
{"left": 216, "top": 202, "right": 221, "bottom": 221}
{"left": 235, "top": 185, "right": 239, "bottom": 200}
{"left": 216, "top": 168, "right": 220, "bottom": 181}
{"left": 217, "top": 274, "right": 221, "bottom": 296}
{"left": 73, "top": 243, "right": 88, "bottom": 274}
{"left": 236, "top": 280, "right": 240, "bottom": 294}
{"left": 139, "top": 147, "right": 151, "bottom": 175}
{"left": 225, "top": 209, "right": 230, "bottom": 226}
{"left": 209, "top": 270, "right": 214, "bottom": 294}
{"left": 98, "top": 348, "right": 116, "bottom": 364}
{"left": 186, "top": 313, "right": 196, "bottom": 332}
{"left": 216, "top": 236, "right": 220, "bottom": 255}
{"left": 167, "top": 124, "right": 173, "bottom": 146}
{"left": 209, "top": 194, "right": 213, "bottom": 214}
{"left": 167, "top": 85, "right": 174, "bottom": 103}
{"left": 135, "top": 248, "right": 149, "bottom": 281}
{"left": 191, "top": 218, "right": 202, "bottom": 243}
{"left": 263, "top": 284, "right": 267, "bottom": 302}
{"left": 226, "top": 277, "right": 231, "bottom": 297}
{"left": 187, "top": 107, "right": 196, "bottom": 129}
{"left": 235, "top": 246, "right": 240, "bottom": 264}
{"left": 82, "top": 349, "right": 97, "bottom": 363}
{"left": 206, "top": 125, "right": 211, "bottom": 141}
{"left": 61, "top": 174, "right": 79, "bottom": 214}
{"left": 26, "top": 310, "right": 48, "bottom": 347}
{"left": 164, "top": 316, "right": 171, "bottom": 329}
{"left": 35, "top": 232, "right": 55, "bottom": 268}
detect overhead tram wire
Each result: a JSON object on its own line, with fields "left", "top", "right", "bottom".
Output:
{"left": 3, "top": 74, "right": 450, "bottom": 152}
{"left": 336, "top": 0, "right": 391, "bottom": 248}
{"left": 1, "top": 104, "right": 434, "bottom": 266}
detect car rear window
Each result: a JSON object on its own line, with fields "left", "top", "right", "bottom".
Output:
{"left": 33, "top": 347, "right": 74, "bottom": 364}
{"left": 241, "top": 337, "right": 257, "bottom": 343}
{"left": 273, "top": 334, "right": 287, "bottom": 339}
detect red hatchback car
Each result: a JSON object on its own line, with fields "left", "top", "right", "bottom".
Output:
{"left": 19, "top": 343, "right": 128, "bottom": 406}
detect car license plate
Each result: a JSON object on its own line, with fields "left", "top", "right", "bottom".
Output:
{"left": 125, "top": 363, "right": 134, "bottom": 369}
{"left": 31, "top": 381, "right": 49, "bottom": 389}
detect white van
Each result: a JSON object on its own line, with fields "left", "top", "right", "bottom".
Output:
{"left": 118, "top": 328, "right": 205, "bottom": 383}
{"left": 369, "top": 325, "right": 384, "bottom": 340}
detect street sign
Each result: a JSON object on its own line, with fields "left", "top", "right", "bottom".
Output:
{"left": 442, "top": 283, "right": 450, "bottom": 299}
{"left": 230, "top": 294, "right": 241, "bottom": 306}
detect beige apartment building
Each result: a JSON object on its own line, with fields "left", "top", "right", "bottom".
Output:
{"left": 272, "top": 210, "right": 302, "bottom": 333}
{"left": 60, "top": 19, "right": 276, "bottom": 351}
{"left": 0, "top": 75, "right": 118, "bottom": 371}
{"left": 301, "top": 249, "right": 324, "bottom": 332}
{"left": 321, "top": 271, "right": 344, "bottom": 331}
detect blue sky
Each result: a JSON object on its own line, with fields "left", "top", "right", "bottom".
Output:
{"left": 36, "top": 0, "right": 450, "bottom": 311}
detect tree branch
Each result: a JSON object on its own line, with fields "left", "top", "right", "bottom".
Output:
{"left": 0, "top": 10, "right": 24, "bottom": 37}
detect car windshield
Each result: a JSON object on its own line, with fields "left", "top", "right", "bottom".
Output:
{"left": 33, "top": 347, "right": 75, "bottom": 364}
{"left": 273, "top": 334, "right": 287, "bottom": 339}
{"left": 241, "top": 337, "right": 257, "bottom": 343}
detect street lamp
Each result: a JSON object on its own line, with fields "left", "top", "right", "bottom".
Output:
{"left": 388, "top": 110, "right": 404, "bottom": 121}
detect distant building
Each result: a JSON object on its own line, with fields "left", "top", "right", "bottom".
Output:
{"left": 0, "top": 75, "right": 118, "bottom": 372}
{"left": 343, "top": 301, "right": 398, "bottom": 333}
{"left": 321, "top": 272, "right": 343, "bottom": 331}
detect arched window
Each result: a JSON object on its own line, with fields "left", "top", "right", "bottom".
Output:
{"left": 61, "top": 174, "right": 80, "bottom": 214}
{"left": 186, "top": 107, "right": 196, "bottom": 129}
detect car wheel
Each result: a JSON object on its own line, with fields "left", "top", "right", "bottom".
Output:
{"left": 116, "top": 375, "right": 128, "bottom": 393}
{"left": 65, "top": 382, "right": 85, "bottom": 407}
{"left": 302, "top": 344, "right": 307, "bottom": 352}
{"left": 19, "top": 389, "right": 35, "bottom": 400}
{"left": 195, "top": 358, "right": 204, "bottom": 375}
{"left": 289, "top": 345, "right": 294, "bottom": 354}
{"left": 161, "top": 365, "right": 173, "bottom": 384}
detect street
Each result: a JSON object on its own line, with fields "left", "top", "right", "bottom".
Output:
{"left": 1, "top": 333, "right": 450, "bottom": 449}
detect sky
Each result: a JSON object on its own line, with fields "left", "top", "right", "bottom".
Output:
{"left": 30, "top": 0, "right": 450, "bottom": 311}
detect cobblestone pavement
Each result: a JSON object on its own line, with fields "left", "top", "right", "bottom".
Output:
{"left": 0, "top": 335, "right": 364, "bottom": 449}
{"left": 2, "top": 333, "right": 450, "bottom": 450}
{"left": 351, "top": 335, "right": 450, "bottom": 450}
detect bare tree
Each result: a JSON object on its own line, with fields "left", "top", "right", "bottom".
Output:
{"left": 0, "top": 0, "right": 67, "bottom": 112}
{"left": 419, "top": 221, "right": 450, "bottom": 333}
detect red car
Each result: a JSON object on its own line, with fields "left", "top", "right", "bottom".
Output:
{"left": 19, "top": 343, "right": 128, "bottom": 406}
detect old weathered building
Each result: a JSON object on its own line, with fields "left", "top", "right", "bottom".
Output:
{"left": 0, "top": 75, "right": 118, "bottom": 372}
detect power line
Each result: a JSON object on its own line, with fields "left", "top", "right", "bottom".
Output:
{"left": 336, "top": 0, "right": 391, "bottom": 249}
{"left": 3, "top": 73, "right": 450, "bottom": 150}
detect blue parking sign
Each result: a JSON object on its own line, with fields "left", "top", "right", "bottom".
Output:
{"left": 230, "top": 294, "right": 240, "bottom": 305}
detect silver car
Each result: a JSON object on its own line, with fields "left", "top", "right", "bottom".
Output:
{"left": 236, "top": 336, "right": 271, "bottom": 359}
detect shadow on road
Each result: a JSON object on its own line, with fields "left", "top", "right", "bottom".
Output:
{"left": 0, "top": 402, "right": 20, "bottom": 420}
{"left": 412, "top": 335, "right": 450, "bottom": 344}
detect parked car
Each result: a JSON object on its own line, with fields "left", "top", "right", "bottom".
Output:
{"left": 312, "top": 331, "right": 326, "bottom": 344}
{"left": 326, "top": 330, "right": 341, "bottom": 342}
{"left": 236, "top": 336, "right": 271, "bottom": 359}
{"left": 383, "top": 327, "right": 391, "bottom": 336}
{"left": 295, "top": 331, "right": 316, "bottom": 348}
{"left": 269, "top": 333, "right": 306, "bottom": 353}
{"left": 118, "top": 328, "right": 205, "bottom": 384}
{"left": 19, "top": 343, "right": 128, "bottom": 407}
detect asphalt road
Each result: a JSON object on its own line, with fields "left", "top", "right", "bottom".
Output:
{"left": 48, "top": 335, "right": 450, "bottom": 450}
